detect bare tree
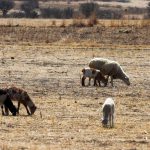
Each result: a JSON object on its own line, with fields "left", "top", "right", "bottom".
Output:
{"left": 21, "top": 0, "right": 39, "bottom": 18}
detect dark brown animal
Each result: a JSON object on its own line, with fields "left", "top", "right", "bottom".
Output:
{"left": 0, "top": 89, "right": 17, "bottom": 116}
{"left": 6, "top": 87, "right": 36, "bottom": 115}
{"left": 94, "top": 72, "right": 108, "bottom": 87}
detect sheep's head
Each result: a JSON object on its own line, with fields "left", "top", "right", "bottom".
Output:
{"left": 101, "top": 118, "right": 108, "bottom": 127}
{"left": 30, "top": 105, "right": 37, "bottom": 115}
{"left": 82, "top": 68, "right": 85, "bottom": 74}
{"left": 123, "top": 76, "right": 130, "bottom": 86}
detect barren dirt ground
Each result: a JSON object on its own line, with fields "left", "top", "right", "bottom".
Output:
{"left": 0, "top": 23, "right": 150, "bottom": 149}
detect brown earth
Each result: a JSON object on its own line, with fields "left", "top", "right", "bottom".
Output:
{"left": 0, "top": 20, "right": 149, "bottom": 150}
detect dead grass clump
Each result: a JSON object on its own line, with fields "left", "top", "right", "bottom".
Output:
{"left": 51, "top": 20, "right": 56, "bottom": 26}
{"left": 87, "top": 14, "right": 98, "bottom": 27}
{"left": 60, "top": 20, "right": 66, "bottom": 27}
{"left": 71, "top": 19, "right": 86, "bottom": 27}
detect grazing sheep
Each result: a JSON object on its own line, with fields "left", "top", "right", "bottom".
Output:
{"left": 6, "top": 87, "right": 37, "bottom": 115}
{"left": 0, "top": 89, "right": 17, "bottom": 116}
{"left": 89, "top": 58, "right": 130, "bottom": 86}
{"left": 82, "top": 68, "right": 107, "bottom": 86}
{"left": 102, "top": 97, "right": 115, "bottom": 128}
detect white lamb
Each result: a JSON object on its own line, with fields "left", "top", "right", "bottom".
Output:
{"left": 81, "top": 68, "right": 107, "bottom": 86}
{"left": 102, "top": 97, "right": 115, "bottom": 128}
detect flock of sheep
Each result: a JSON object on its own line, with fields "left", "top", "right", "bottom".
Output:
{"left": 0, "top": 57, "right": 130, "bottom": 128}
{"left": 82, "top": 57, "right": 130, "bottom": 127}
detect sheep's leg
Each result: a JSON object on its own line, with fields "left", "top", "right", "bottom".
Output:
{"left": 109, "top": 113, "right": 111, "bottom": 128}
{"left": 82, "top": 76, "right": 86, "bottom": 86}
{"left": 112, "top": 114, "right": 114, "bottom": 128}
{"left": 99, "top": 80, "right": 101, "bottom": 87}
{"left": 94, "top": 78, "right": 98, "bottom": 86}
{"left": 88, "top": 78, "right": 91, "bottom": 86}
{"left": 1, "top": 106, "right": 5, "bottom": 115}
{"left": 110, "top": 107, "right": 114, "bottom": 128}
{"left": 17, "top": 102, "right": 21, "bottom": 114}
{"left": 1, "top": 105, "right": 9, "bottom": 116}
{"left": 4, "top": 106, "right": 9, "bottom": 116}
{"left": 106, "top": 76, "right": 109, "bottom": 86}
{"left": 110, "top": 76, "right": 114, "bottom": 87}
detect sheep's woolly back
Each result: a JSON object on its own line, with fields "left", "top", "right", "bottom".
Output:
{"left": 89, "top": 58, "right": 108, "bottom": 70}
{"left": 102, "top": 97, "right": 115, "bottom": 109}
{"left": 89, "top": 58, "right": 120, "bottom": 75}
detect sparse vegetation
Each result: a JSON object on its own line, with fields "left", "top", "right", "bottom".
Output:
{"left": 0, "top": 0, "right": 15, "bottom": 17}
{"left": 21, "top": 0, "right": 39, "bottom": 18}
{"left": 0, "top": 19, "right": 149, "bottom": 149}
{"left": 147, "top": 2, "right": 150, "bottom": 18}
{"left": 41, "top": 7, "right": 73, "bottom": 19}
{"left": 0, "top": 1, "right": 150, "bottom": 148}
{"left": 79, "top": 2, "right": 99, "bottom": 18}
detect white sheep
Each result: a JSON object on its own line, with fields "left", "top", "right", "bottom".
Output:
{"left": 81, "top": 67, "right": 107, "bottom": 86}
{"left": 89, "top": 58, "right": 130, "bottom": 86}
{"left": 102, "top": 97, "right": 115, "bottom": 128}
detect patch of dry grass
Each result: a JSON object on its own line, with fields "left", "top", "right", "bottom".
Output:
{"left": 0, "top": 42, "right": 150, "bottom": 149}
{"left": 0, "top": 19, "right": 149, "bottom": 27}
{"left": 0, "top": 19, "right": 149, "bottom": 149}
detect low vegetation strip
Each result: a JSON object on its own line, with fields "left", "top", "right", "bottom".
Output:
{"left": 0, "top": 19, "right": 149, "bottom": 27}
{"left": 0, "top": 19, "right": 149, "bottom": 45}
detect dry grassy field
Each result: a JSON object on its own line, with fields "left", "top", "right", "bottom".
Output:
{"left": 0, "top": 19, "right": 149, "bottom": 150}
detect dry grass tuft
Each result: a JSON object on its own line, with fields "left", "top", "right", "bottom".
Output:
{"left": 87, "top": 14, "right": 98, "bottom": 27}
{"left": 0, "top": 19, "right": 149, "bottom": 28}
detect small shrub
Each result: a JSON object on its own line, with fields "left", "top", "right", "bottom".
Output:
{"left": 0, "top": 0, "right": 15, "bottom": 17}
{"left": 62, "top": 7, "right": 74, "bottom": 19}
{"left": 71, "top": 19, "right": 86, "bottom": 27}
{"left": 96, "top": 9, "right": 123, "bottom": 19}
{"left": 41, "top": 8, "right": 62, "bottom": 18}
{"left": 147, "top": 2, "right": 150, "bottom": 19}
{"left": 60, "top": 20, "right": 66, "bottom": 27}
{"left": 41, "top": 7, "right": 74, "bottom": 19}
{"left": 87, "top": 13, "right": 98, "bottom": 27}
{"left": 51, "top": 20, "right": 56, "bottom": 26}
{"left": 79, "top": 2, "right": 99, "bottom": 18}
{"left": 8, "top": 11, "right": 25, "bottom": 18}
{"left": 21, "top": 0, "right": 39, "bottom": 18}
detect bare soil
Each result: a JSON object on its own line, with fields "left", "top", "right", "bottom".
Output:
{"left": 0, "top": 21, "right": 149, "bottom": 150}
